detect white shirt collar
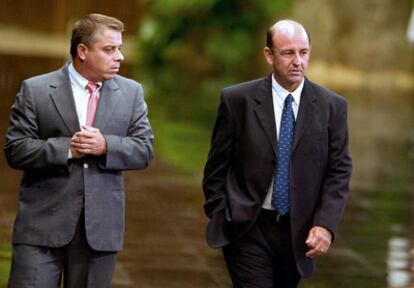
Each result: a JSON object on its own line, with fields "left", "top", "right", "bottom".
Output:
{"left": 271, "top": 74, "right": 304, "bottom": 106}
{"left": 68, "top": 62, "right": 102, "bottom": 91}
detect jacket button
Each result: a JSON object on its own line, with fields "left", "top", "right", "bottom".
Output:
{"left": 83, "top": 163, "right": 88, "bottom": 169}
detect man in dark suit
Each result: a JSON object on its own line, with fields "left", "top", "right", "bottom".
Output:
{"left": 202, "top": 19, "right": 352, "bottom": 287}
{"left": 4, "top": 14, "right": 153, "bottom": 287}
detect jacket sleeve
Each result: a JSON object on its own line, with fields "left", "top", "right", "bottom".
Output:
{"left": 202, "top": 92, "right": 234, "bottom": 219}
{"left": 100, "top": 83, "right": 153, "bottom": 171}
{"left": 313, "top": 99, "right": 352, "bottom": 237}
{"left": 4, "top": 81, "right": 71, "bottom": 170}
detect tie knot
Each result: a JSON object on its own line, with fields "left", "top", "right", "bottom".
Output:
{"left": 86, "top": 82, "right": 99, "bottom": 94}
{"left": 285, "top": 94, "right": 293, "bottom": 106}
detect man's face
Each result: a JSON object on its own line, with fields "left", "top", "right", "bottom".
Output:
{"left": 264, "top": 27, "right": 310, "bottom": 91}
{"left": 80, "top": 27, "right": 124, "bottom": 82}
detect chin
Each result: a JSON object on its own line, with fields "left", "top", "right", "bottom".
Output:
{"left": 103, "top": 74, "right": 116, "bottom": 80}
{"left": 288, "top": 76, "right": 303, "bottom": 83}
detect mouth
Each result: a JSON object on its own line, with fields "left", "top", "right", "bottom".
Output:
{"left": 289, "top": 70, "right": 303, "bottom": 76}
{"left": 110, "top": 67, "right": 120, "bottom": 73}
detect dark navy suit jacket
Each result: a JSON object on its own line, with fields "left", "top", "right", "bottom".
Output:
{"left": 202, "top": 75, "right": 352, "bottom": 276}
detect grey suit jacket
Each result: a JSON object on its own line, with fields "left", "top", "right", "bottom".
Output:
{"left": 4, "top": 64, "right": 153, "bottom": 252}
{"left": 203, "top": 75, "right": 352, "bottom": 276}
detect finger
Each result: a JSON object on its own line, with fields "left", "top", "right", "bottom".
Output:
{"left": 77, "top": 132, "right": 97, "bottom": 139}
{"left": 78, "top": 127, "right": 100, "bottom": 137}
{"left": 72, "top": 136, "right": 97, "bottom": 145}
{"left": 71, "top": 142, "right": 94, "bottom": 151}
{"left": 306, "top": 246, "right": 325, "bottom": 258}
{"left": 76, "top": 149, "right": 89, "bottom": 155}
{"left": 71, "top": 140, "right": 86, "bottom": 147}
{"left": 308, "top": 232, "right": 330, "bottom": 247}
{"left": 306, "top": 247, "right": 319, "bottom": 258}
{"left": 82, "top": 125, "right": 99, "bottom": 133}
{"left": 78, "top": 148, "right": 100, "bottom": 156}
{"left": 71, "top": 151, "right": 85, "bottom": 159}
{"left": 71, "top": 135, "right": 81, "bottom": 143}
{"left": 306, "top": 235, "right": 317, "bottom": 248}
{"left": 71, "top": 137, "right": 82, "bottom": 145}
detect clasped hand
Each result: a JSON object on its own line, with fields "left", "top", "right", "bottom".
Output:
{"left": 70, "top": 125, "right": 107, "bottom": 158}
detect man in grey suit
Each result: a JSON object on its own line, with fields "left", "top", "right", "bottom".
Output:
{"left": 203, "top": 20, "right": 352, "bottom": 287}
{"left": 4, "top": 13, "right": 153, "bottom": 287}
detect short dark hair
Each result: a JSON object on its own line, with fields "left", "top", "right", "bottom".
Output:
{"left": 265, "top": 22, "right": 311, "bottom": 49}
{"left": 70, "top": 13, "right": 124, "bottom": 58}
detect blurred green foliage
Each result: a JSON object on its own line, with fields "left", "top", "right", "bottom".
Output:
{"left": 0, "top": 227, "right": 11, "bottom": 285}
{"left": 136, "top": 0, "right": 291, "bottom": 171}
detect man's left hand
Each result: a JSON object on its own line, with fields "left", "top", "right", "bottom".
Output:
{"left": 71, "top": 125, "right": 107, "bottom": 156}
{"left": 305, "top": 226, "right": 332, "bottom": 258}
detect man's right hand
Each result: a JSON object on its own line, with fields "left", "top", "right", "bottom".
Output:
{"left": 70, "top": 146, "right": 85, "bottom": 159}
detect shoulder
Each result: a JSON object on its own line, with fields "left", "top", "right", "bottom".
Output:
{"left": 220, "top": 76, "right": 271, "bottom": 109}
{"left": 110, "top": 75, "right": 145, "bottom": 99}
{"left": 222, "top": 76, "right": 268, "bottom": 97}
{"left": 23, "top": 66, "right": 66, "bottom": 88}
{"left": 112, "top": 74, "right": 142, "bottom": 90}
{"left": 108, "top": 75, "right": 147, "bottom": 104}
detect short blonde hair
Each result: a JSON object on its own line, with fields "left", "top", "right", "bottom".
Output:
{"left": 70, "top": 13, "right": 124, "bottom": 58}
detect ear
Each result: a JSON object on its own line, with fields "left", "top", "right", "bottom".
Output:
{"left": 77, "top": 44, "right": 88, "bottom": 61}
{"left": 263, "top": 47, "right": 274, "bottom": 65}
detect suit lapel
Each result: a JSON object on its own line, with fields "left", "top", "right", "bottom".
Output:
{"left": 254, "top": 75, "right": 277, "bottom": 156}
{"left": 49, "top": 65, "right": 81, "bottom": 134}
{"left": 93, "top": 79, "right": 120, "bottom": 132}
{"left": 292, "top": 78, "right": 318, "bottom": 154}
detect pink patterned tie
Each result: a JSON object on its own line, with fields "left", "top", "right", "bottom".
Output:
{"left": 85, "top": 82, "right": 99, "bottom": 126}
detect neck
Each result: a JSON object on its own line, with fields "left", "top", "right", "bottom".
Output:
{"left": 72, "top": 58, "right": 97, "bottom": 82}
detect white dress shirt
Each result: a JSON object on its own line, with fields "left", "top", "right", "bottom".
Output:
{"left": 67, "top": 63, "right": 102, "bottom": 158}
{"left": 68, "top": 63, "right": 102, "bottom": 127}
{"left": 262, "top": 75, "right": 304, "bottom": 210}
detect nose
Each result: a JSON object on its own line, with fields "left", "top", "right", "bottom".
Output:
{"left": 114, "top": 49, "right": 124, "bottom": 62}
{"left": 293, "top": 53, "right": 301, "bottom": 65}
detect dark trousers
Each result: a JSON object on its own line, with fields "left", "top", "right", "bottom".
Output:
{"left": 8, "top": 212, "right": 117, "bottom": 288}
{"left": 223, "top": 209, "right": 300, "bottom": 288}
